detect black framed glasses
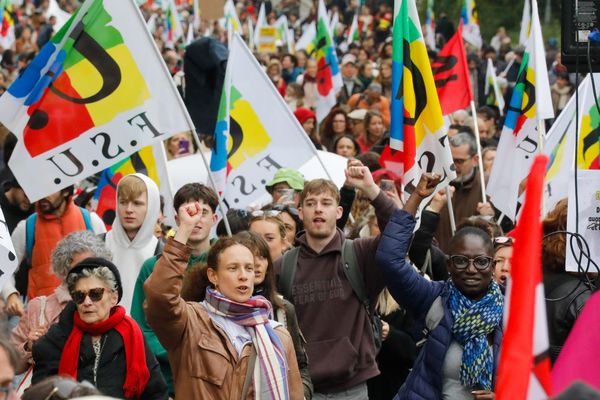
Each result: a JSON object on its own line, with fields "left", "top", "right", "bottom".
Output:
{"left": 43, "top": 378, "right": 97, "bottom": 400}
{"left": 71, "top": 287, "right": 108, "bottom": 305}
{"left": 450, "top": 255, "right": 494, "bottom": 270}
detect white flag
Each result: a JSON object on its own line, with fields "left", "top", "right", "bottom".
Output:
{"left": 212, "top": 34, "right": 319, "bottom": 208}
{"left": 519, "top": 0, "right": 531, "bottom": 46}
{"left": 484, "top": 58, "right": 505, "bottom": 115}
{"left": 0, "top": 0, "right": 191, "bottom": 201}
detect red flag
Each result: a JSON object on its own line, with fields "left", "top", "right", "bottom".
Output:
{"left": 431, "top": 23, "right": 473, "bottom": 115}
{"left": 496, "top": 155, "right": 552, "bottom": 400}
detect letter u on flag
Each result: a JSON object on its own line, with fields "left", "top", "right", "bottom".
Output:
{"left": 389, "top": 0, "right": 455, "bottom": 194}
{"left": 0, "top": 0, "right": 191, "bottom": 202}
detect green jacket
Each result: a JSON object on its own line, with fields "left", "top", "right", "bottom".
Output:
{"left": 131, "top": 251, "right": 208, "bottom": 396}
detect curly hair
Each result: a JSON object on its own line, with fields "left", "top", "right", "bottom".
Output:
{"left": 542, "top": 198, "right": 567, "bottom": 273}
{"left": 51, "top": 231, "right": 112, "bottom": 280}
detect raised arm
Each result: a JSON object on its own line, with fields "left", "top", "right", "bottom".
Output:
{"left": 144, "top": 202, "right": 204, "bottom": 351}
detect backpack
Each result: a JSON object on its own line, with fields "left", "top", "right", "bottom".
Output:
{"left": 415, "top": 295, "right": 445, "bottom": 348}
{"left": 279, "top": 239, "right": 384, "bottom": 353}
{"left": 15, "top": 207, "right": 94, "bottom": 296}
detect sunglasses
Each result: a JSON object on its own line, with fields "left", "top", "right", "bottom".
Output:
{"left": 450, "top": 255, "right": 494, "bottom": 270}
{"left": 494, "top": 236, "right": 514, "bottom": 245}
{"left": 270, "top": 204, "right": 300, "bottom": 217}
{"left": 43, "top": 378, "right": 96, "bottom": 400}
{"left": 250, "top": 210, "right": 281, "bottom": 218}
{"left": 71, "top": 288, "right": 108, "bottom": 305}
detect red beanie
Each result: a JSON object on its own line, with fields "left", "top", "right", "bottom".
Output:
{"left": 294, "top": 108, "right": 316, "bottom": 125}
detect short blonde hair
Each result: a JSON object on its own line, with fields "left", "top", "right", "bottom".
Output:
{"left": 117, "top": 175, "right": 146, "bottom": 202}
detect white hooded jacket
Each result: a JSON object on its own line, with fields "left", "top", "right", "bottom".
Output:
{"left": 105, "top": 173, "right": 160, "bottom": 312}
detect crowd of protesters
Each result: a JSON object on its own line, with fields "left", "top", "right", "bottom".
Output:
{"left": 0, "top": 0, "right": 596, "bottom": 399}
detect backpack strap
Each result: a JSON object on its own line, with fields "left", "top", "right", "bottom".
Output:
{"left": 154, "top": 238, "right": 165, "bottom": 256}
{"left": 340, "top": 239, "right": 369, "bottom": 309}
{"left": 416, "top": 295, "right": 445, "bottom": 347}
{"left": 25, "top": 213, "right": 37, "bottom": 265}
{"left": 279, "top": 247, "right": 300, "bottom": 300}
{"left": 78, "top": 207, "right": 93, "bottom": 231}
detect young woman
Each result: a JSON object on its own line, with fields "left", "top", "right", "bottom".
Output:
{"left": 144, "top": 202, "right": 303, "bottom": 399}
{"left": 319, "top": 108, "right": 351, "bottom": 152}
{"left": 236, "top": 231, "right": 313, "bottom": 399}
{"left": 376, "top": 173, "right": 503, "bottom": 400}
{"left": 358, "top": 111, "right": 387, "bottom": 154}
{"left": 249, "top": 212, "right": 290, "bottom": 261}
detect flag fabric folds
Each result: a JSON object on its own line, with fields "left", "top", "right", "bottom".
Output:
{"left": 0, "top": 0, "right": 190, "bottom": 202}
{"left": 431, "top": 23, "right": 473, "bottom": 116}
{"left": 164, "top": 0, "right": 184, "bottom": 48}
{"left": 496, "top": 155, "right": 552, "bottom": 400}
{"left": 347, "top": 14, "right": 359, "bottom": 45}
{"left": 388, "top": 0, "right": 456, "bottom": 194}
{"left": 486, "top": 0, "right": 553, "bottom": 221}
{"left": 520, "top": 0, "right": 531, "bottom": 46}
{"left": 484, "top": 58, "right": 506, "bottom": 115}
{"left": 254, "top": 2, "right": 266, "bottom": 47}
{"left": 315, "top": 0, "right": 342, "bottom": 122}
{"left": 223, "top": 0, "right": 241, "bottom": 34}
{"left": 0, "top": 203, "right": 18, "bottom": 296}
{"left": 210, "top": 34, "right": 319, "bottom": 208}
{"left": 461, "top": 0, "right": 482, "bottom": 49}
{"left": 0, "top": 0, "right": 15, "bottom": 50}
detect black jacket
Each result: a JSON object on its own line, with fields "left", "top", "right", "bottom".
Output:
{"left": 544, "top": 271, "right": 592, "bottom": 364}
{"left": 32, "top": 302, "right": 168, "bottom": 400}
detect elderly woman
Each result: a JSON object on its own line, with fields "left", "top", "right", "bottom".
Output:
{"left": 11, "top": 231, "right": 111, "bottom": 373}
{"left": 144, "top": 202, "right": 303, "bottom": 399}
{"left": 32, "top": 258, "right": 168, "bottom": 399}
{"left": 375, "top": 173, "right": 503, "bottom": 400}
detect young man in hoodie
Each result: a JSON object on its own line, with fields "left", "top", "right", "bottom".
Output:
{"left": 103, "top": 173, "right": 161, "bottom": 312}
{"left": 275, "top": 159, "right": 397, "bottom": 399}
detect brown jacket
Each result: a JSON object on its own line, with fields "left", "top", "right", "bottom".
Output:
{"left": 144, "top": 239, "right": 303, "bottom": 400}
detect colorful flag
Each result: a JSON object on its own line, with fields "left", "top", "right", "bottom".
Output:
{"left": 346, "top": 13, "right": 359, "bottom": 45}
{"left": 577, "top": 77, "right": 600, "bottom": 170}
{"left": 0, "top": 0, "right": 15, "bottom": 50}
{"left": 92, "top": 143, "right": 167, "bottom": 229}
{"left": 315, "top": 0, "right": 342, "bottom": 122}
{"left": 552, "top": 291, "right": 600, "bottom": 392}
{"left": 223, "top": 0, "right": 241, "bottom": 34}
{"left": 520, "top": 0, "right": 531, "bottom": 47}
{"left": 425, "top": 0, "right": 435, "bottom": 50}
{"left": 484, "top": 58, "right": 506, "bottom": 115}
{"left": 275, "top": 15, "right": 293, "bottom": 54}
{"left": 295, "top": 21, "right": 316, "bottom": 53}
{"left": 329, "top": 10, "right": 340, "bottom": 38}
{"left": 486, "top": 0, "right": 553, "bottom": 221}
{"left": 431, "top": 23, "right": 473, "bottom": 115}
{"left": 461, "top": 0, "right": 482, "bottom": 49}
{"left": 496, "top": 155, "right": 552, "bottom": 400}
{"left": 164, "top": 0, "right": 184, "bottom": 48}
{"left": 0, "top": 0, "right": 191, "bottom": 202}
{"left": 210, "top": 34, "right": 319, "bottom": 208}
{"left": 0, "top": 203, "right": 17, "bottom": 294}
{"left": 388, "top": 0, "right": 456, "bottom": 193}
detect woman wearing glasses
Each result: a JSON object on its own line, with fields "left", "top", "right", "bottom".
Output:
{"left": 375, "top": 173, "right": 503, "bottom": 400}
{"left": 31, "top": 258, "right": 168, "bottom": 399}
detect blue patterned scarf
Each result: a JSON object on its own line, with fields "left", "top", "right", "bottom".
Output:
{"left": 448, "top": 280, "right": 504, "bottom": 391}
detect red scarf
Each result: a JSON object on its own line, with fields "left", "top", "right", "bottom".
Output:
{"left": 58, "top": 306, "right": 149, "bottom": 399}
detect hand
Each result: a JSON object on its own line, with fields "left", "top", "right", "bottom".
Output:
{"left": 26, "top": 325, "right": 48, "bottom": 351}
{"left": 344, "top": 159, "right": 379, "bottom": 200}
{"left": 414, "top": 173, "right": 441, "bottom": 199}
{"left": 477, "top": 202, "right": 495, "bottom": 217}
{"left": 383, "top": 187, "right": 403, "bottom": 208}
{"left": 472, "top": 390, "right": 495, "bottom": 399}
{"left": 5, "top": 293, "right": 24, "bottom": 317}
{"left": 174, "top": 202, "right": 204, "bottom": 244}
{"left": 381, "top": 321, "right": 390, "bottom": 341}
{"left": 429, "top": 187, "right": 454, "bottom": 213}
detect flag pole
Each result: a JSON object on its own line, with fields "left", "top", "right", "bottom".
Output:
{"left": 134, "top": 2, "right": 233, "bottom": 237}
{"left": 470, "top": 100, "right": 488, "bottom": 203}
{"left": 446, "top": 186, "right": 456, "bottom": 235}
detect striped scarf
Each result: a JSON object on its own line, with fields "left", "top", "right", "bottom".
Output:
{"left": 448, "top": 280, "right": 504, "bottom": 391}
{"left": 204, "top": 288, "right": 289, "bottom": 400}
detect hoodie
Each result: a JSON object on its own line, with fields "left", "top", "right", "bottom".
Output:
{"left": 105, "top": 173, "right": 160, "bottom": 312}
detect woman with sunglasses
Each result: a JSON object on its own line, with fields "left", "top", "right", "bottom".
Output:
{"left": 375, "top": 173, "right": 503, "bottom": 400}
{"left": 32, "top": 258, "right": 168, "bottom": 399}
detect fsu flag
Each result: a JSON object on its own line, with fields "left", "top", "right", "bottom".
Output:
{"left": 496, "top": 155, "right": 552, "bottom": 400}
{"left": 431, "top": 23, "right": 473, "bottom": 115}
{"left": 0, "top": 0, "right": 190, "bottom": 202}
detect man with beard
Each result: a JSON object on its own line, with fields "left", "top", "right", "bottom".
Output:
{"left": 274, "top": 159, "right": 397, "bottom": 399}
{"left": 434, "top": 132, "right": 496, "bottom": 253}
{"left": 0, "top": 186, "right": 105, "bottom": 318}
